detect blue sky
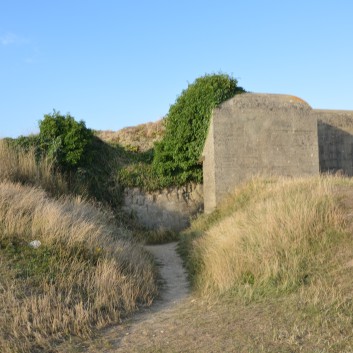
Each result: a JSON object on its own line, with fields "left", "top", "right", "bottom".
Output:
{"left": 1, "top": 0, "right": 352, "bottom": 138}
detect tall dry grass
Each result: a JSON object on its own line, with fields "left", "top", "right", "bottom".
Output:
{"left": 0, "top": 181, "right": 157, "bottom": 353}
{"left": 187, "top": 176, "right": 350, "bottom": 298}
{"left": 0, "top": 138, "right": 157, "bottom": 352}
{"left": 0, "top": 139, "right": 68, "bottom": 195}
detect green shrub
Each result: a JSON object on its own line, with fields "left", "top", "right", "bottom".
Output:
{"left": 118, "top": 162, "right": 177, "bottom": 191}
{"left": 4, "top": 134, "right": 40, "bottom": 152}
{"left": 71, "top": 136, "right": 124, "bottom": 208}
{"left": 153, "top": 73, "right": 245, "bottom": 183}
{"left": 39, "top": 111, "right": 94, "bottom": 171}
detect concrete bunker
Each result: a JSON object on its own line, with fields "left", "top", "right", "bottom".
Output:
{"left": 202, "top": 93, "right": 320, "bottom": 213}
{"left": 122, "top": 93, "right": 353, "bottom": 230}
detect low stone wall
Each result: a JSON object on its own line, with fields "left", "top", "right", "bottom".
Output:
{"left": 122, "top": 183, "right": 203, "bottom": 232}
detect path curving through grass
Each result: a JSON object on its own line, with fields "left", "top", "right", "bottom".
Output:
{"left": 83, "top": 241, "right": 192, "bottom": 353}
{"left": 145, "top": 242, "right": 190, "bottom": 309}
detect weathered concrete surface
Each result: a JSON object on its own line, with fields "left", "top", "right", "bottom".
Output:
{"left": 202, "top": 118, "right": 217, "bottom": 212}
{"left": 313, "top": 110, "right": 353, "bottom": 175}
{"left": 123, "top": 183, "right": 203, "bottom": 232}
{"left": 202, "top": 93, "right": 320, "bottom": 213}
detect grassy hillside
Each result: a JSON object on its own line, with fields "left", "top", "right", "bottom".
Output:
{"left": 181, "top": 176, "right": 353, "bottom": 299}
{"left": 96, "top": 118, "right": 165, "bottom": 152}
{"left": 176, "top": 176, "right": 353, "bottom": 351}
{"left": 0, "top": 140, "right": 158, "bottom": 353}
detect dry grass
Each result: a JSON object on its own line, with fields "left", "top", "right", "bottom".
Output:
{"left": 184, "top": 176, "right": 351, "bottom": 298}
{"left": 70, "top": 270, "right": 353, "bottom": 352}
{"left": 96, "top": 119, "right": 165, "bottom": 152}
{"left": 0, "top": 139, "right": 157, "bottom": 352}
{"left": 0, "top": 139, "right": 68, "bottom": 195}
{"left": 0, "top": 181, "right": 157, "bottom": 353}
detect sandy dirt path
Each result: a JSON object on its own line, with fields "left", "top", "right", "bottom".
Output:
{"left": 145, "top": 242, "right": 190, "bottom": 308}
{"left": 87, "top": 242, "right": 192, "bottom": 352}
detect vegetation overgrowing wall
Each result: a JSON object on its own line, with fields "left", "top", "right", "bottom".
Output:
{"left": 153, "top": 73, "right": 245, "bottom": 185}
{"left": 117, "top": 73, "right": 244, "bottom": 229}
{"left": 118, "top": 73, "right": 245, "bottom": 193}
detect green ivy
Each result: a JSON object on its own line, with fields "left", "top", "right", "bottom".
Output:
{"left": 152, "top": 73, "right": 245, "bottom": 184}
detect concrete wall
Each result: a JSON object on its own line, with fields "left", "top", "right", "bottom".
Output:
{"left": 203, "top": 93, "right": 320, "bottom": 213}
{"left": 313, "top": 110, "right": 353, "bottom": 175}
{"left": 123, "top": 183, "right": 203, "bottom": 232}
{"left": 202, "top": 117, "right": 217, "bottom": 212}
